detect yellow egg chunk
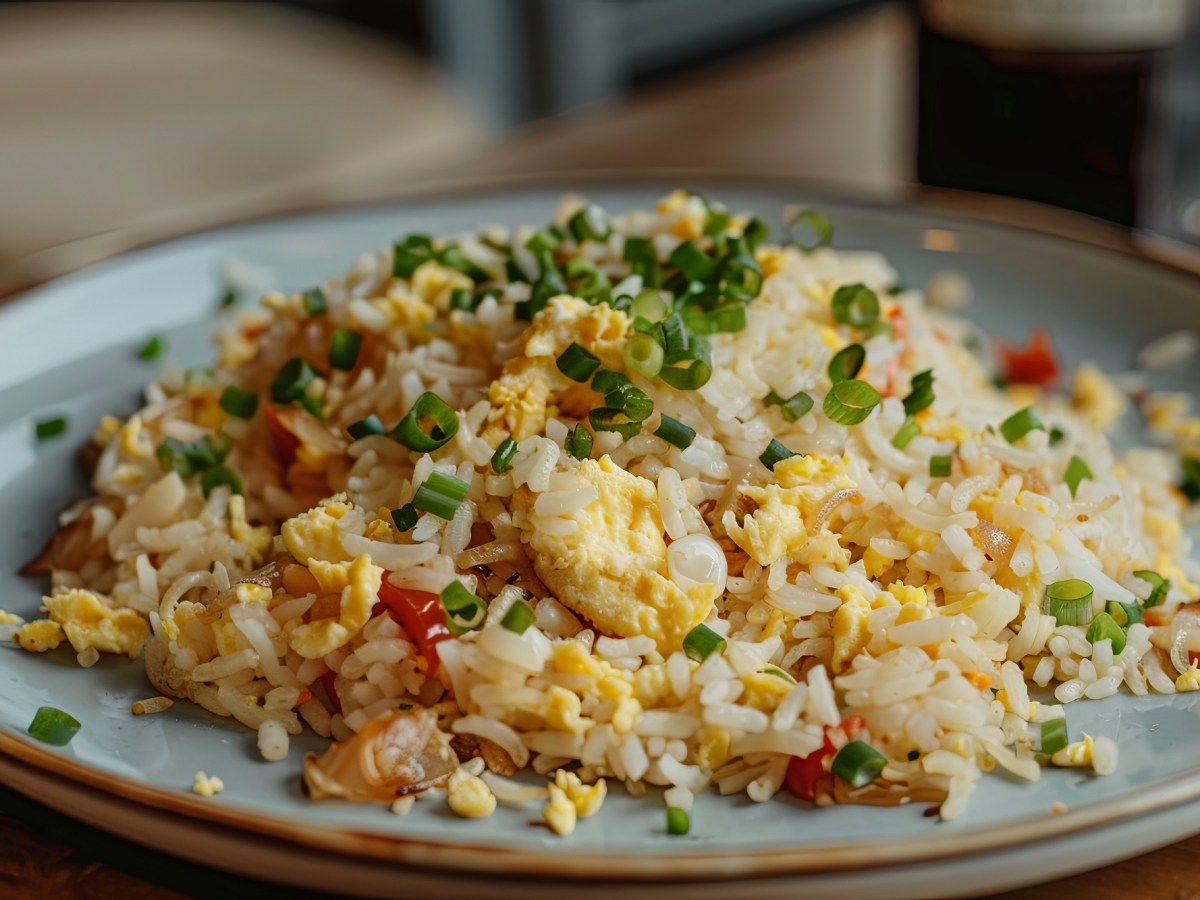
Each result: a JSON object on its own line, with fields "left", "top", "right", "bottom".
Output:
{"left": 516, "top": 456, "right": 714, "bottom": 653}
{"left": 14, "top": 619, "right": 65, "bottom": 653}
{"left": 831, "top": 593, "right": 871, "bottom": 674}
{"left": 281, "top": 500, "right": 352, "bottom": 565}
{"left": 41, "top": 588, "right": 149, "bottom": 658}
{"left": 288, "top": 554, "right": 382, "bottom": 659}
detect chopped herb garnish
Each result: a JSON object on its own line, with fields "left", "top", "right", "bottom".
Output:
{"left": 682, "top": 623, "right": 726, "bottom": 662}
{"left": 500, "top": 598, "right": 535, "bottom": 635}
{"left": 138, "top": 335, "right": 166, "bottom": 361}
{"left": 654, "top": 415, "right": 696, "bottom": 450}
{"left": 1063, "top": 455, "right": 1092, "bottom": 498}
{"left": 666, "top": 806, "right": 690, "bottom": 836}
{"left": 392, "top": 392, "right": 459, "bottom": 452}
{"left": 891, "top": 416, "right": 920, "bottom": 449}
{"left": 1000, "top": 407, "right": 1044, "bottom": 444}
{"left": 929, "top": 455, "right": 952, "bottom": 478}
{"left": 830, "top": 740, "right": 887, "bottom": 788}
{"left": 759, "top": 438, "right": 797, "bottom": 471}
{"left": 328, "top": 328, "right": 363, "bottom": 371}
{"left": 823, "top": 379, "right": 880, "bottom": 426}
{"left": 1133, "top": 570, "right": 1170, "bottom": 608}
{"left": 35, "top": 416, "right": 67, "bottom": 441}
{"left": 831, "top": 284, "right": 880, "bottom": 328}
{"left": 491, "top": 437, "right": 518, "bottom": 473}
{"left": 412, "top": 471, "right": 470, "bottom": 520}
{"left": 784, "top": 207, "right": 833, "bottom": 251}
{"left": 302, "top": 288, "right": 327, "bottom": 316}
{"left": 219, "top": 386, "right": 258, "bottom": 420}
{"left": 27, "top": 706, "right": 81, "bottom": 746}
{"left": 765, "top": 390, "right": 814, "bottom": 423}
{"left": 1044, "top": 579, "right": 1094, "bottom": 626}
{"left": 270, "top": 357, "right": 320, "bottom": 405}
{"left": 441, "top": 581, "right": 487, "bottom": 635}
{"left": 200, "top": 465, "right": 243, "bottom": 497}
{"left": 556, "top": 342, "right": 602, "bottom": 383}
{"left": 347, "top": 415, "right": 386, "bottom": 440}
{"left": 902, "top": 370, "right": 935, "bottom": 416}
{"left": 391, "top": 503, "right": 418, "bottom": 532}
{"left": 565, "top": 424, "right": 594, "bottom": 461}
{"left": 828, "top": 344, "right": 866, "bottom": 383}
{"left": 1085, "top": 611, "right": 1127, "bottom": 654}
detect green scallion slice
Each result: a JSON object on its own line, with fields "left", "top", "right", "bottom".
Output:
{"left": 138, "top": 335, "right": 166, "bottom": 361}
{"left": 760, "top": 665, "right": 797, "bottom": 684}
{"left": 441, "top": 581, "right": 487, "bottom": 635}
{"left": 1133, "top": 570, "right": 1170, "bottom": 608}
{"left": 436, "top": 246, "right": 488, "bottom": 284}
{"left": 1181, "top": 457, "right": 1200, "bottom": 501}
{"left": 302, "top": 288, "right": 328, "bottom": 316}
{"left": 501, "top": 598, "right": 535, "bottom": 635}
{"left": 591, "top": 369, "right": 631, "bottom": 395}
{"left": 565, "top": 424, "right": 593, "bottom": 461}
{"left": 491, "top": 437, "right": 518, "bottom": 473}
{"left": 683, "top": 304, "right": 747, "bottom": 335}
{"left": 1000, "top": 407, "right": 1044, "bottom": 444}
{"left": 830, "top": 740, "right": 887, "bottom": 788}
{"left": 392, "top": 392, "right": 459, "bottom": 452}
{"left": 219, "top": 386, "right": 258, "bottom": 420}
{"left": 412, "top": 471, "right": 469, "bottom": 520}
{"left": 682, "top": 623, "right": 726, "bottom": 663}
{"left": 765, "top": 390, "right": 814, "bottom": 423}
{"left": 270, "top": 357, "right": 320, "bottom": 404}
{"left": 347, "top": 415, "right": 386, "bottom": 440}
{"left": 449, "top": 288, "right": 475, "bottom": 312}
{"left": 658, "top": 358, "right": 712, "bottom": 391}
{"left": 526, "top": 227, "right": 563, "bottom": 256}
{"left": 568, "top": 204, "right": 611, "bottom": 243}
{"left": 669, "top": 241, "right": 716, "bottom": 284}
{"left": 200, "top": 465, "right": 243, "bottom": 498}
{"left": 1063, "top": 455, "right": 1092, "bottom": 499}
{"left": 155, "top": 434, "right": 232, "bottom": 477}
{"left": 827, "top": 344, "right": 865, "bottom": 383}
{"left": 391, "top": 503, "right": 418, "bottom": 532}
{"left": 717, "top": 253, "right": 762, "bottom": 301}
{"left": 630, "top": 290, "right": 669, "bottom": 324}
{"left": 742, "top": 218, "right": 769, "bottom": 250}
{"left": 624, "top": 333, "right": 665, "bottom": 379}
{"left": 654, "top": 415, "right": 696, "bottom": 450}
{"left": 27, "top": 706, "right": 81, "bottom": 746}
{"left": 1049, "top": 427, "right": 1065, "bottom": 446}
{"left": 1039, "top": 718, "right": 1068, "bottom": 757}
{"left": 392, "top": 234, "right": 434, "bottom": 278}
{"left": 1085, "top": 611, "right": 1127, "bottom": 654}
{"left": 328, "top": 329, "right": 364, "bottom": 371}
{"left": 830, "top": 284, "right": 880, "bottom": 328}
{"left": 623, "top": 237, "right": 661, "bottom": 287}
{"left": 823, "top": 379, "right": 880, "bottom": 426}
{"left": 759, "top": 438, "right": 797, "bottom": 471}
{"left": 1044, "top": 579, "right": 1095, "bottom": 626}
{"left": 784, "top": 207, "right": 833, "bottom": 251}
{"left": 891, "top": 416, "right": 920, "bottom": 449}
{"left": 902, "top": 370, "right": 935, "bottom": 417}
{"left": 35, "top": 416, "right": 67, "bottom": 441}
{"left": 1105, "top": 599, "right": 1144, "bottom": 628}
{"left": 219, "top": 289, "right": 238, "bottom": 309}
{"left": 605, "top": 384, "right": 654, "bottom": 422}
{"left": 666, "top": 806, "right": 690, "bottom": 836}
{"left": 588, "top": 408, "right": 642, "bottom": 440}
{"left": 556, "top": 342, "right": 602, "bottom": 383}
{"left": 929, "top": 455, "right": 952, "bottom": 478}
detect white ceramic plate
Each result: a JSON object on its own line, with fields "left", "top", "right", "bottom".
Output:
{"left": 3, "top": 182, "right": 1200, "bottom": 898}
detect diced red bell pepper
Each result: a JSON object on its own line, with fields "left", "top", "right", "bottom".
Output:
{"left": 786, "top": 716, "right": 864, "bottom": 802}
{"left": 887, "top": 306, "right": 907, "bottom": 342}
{"left": 1189, "top": 650, "right": 1200, "bottom": 669}
{"left": 376, "top": 579, "right": 451, "bottom": 675}
{"left": 998, "top": 328, "right": 1059, "bottom": 388}
{"left": 263, "top": 403, "right": 300, "bottom": 470}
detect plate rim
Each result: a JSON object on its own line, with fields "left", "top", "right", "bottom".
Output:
{"left": 4, "top": 175, "right": 1200, "bottom": 882}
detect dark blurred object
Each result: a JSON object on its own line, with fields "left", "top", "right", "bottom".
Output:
{"left": 916, "top": 0, "right": 1194, "bottom": 228}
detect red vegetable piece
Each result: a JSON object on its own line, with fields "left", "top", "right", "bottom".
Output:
{"left": 377, "top": 579, "right": 451, "bottom": 675}
{"left": 998, "top": 328, "right": 1059, "bottom": 388}
{"left": 785, "top": 716, "right": 866, "bottom": 802}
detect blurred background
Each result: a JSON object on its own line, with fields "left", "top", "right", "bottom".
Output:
{"left": 2, "top": 0, "right": 1199, "bottom": 286}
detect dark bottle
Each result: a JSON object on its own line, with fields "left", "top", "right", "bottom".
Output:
{"left": 916, "top": 0, "right": 1190, "bottom": 227}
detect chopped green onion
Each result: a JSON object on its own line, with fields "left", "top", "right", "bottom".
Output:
{"left": 200, "top": 465, "right": 243, "bottom": 497}
{"left": 392, "top": 234, "right": 434, "bottom": 278}
{"left": 862, "top": 319, "right": 894, "bottom": 340}
{"left": 784, "top": 207, "right": 833, "bottom": 251}
{"left": 1049, "top": 427, "right": 1065, "bottom": 446}
{"left": 568, "top": 204, "right": 611, "bottom": 242}
{"left": 1133, "top": 570, "right": 1170, "bottom": 608}
{"left": 742, "top": 218, "right": 769, "bottom": 250}
{"left": 823, "top": 379, "right": 880, "bottom": 426}
{"left": 1085, "top": 611, "right": 1127, "bottom": 654}
{"left": 27, "top": 706, "right": 81, "bottom": 746}
{"left": 219, "top": 386, "right": 258, "bottom": 420}
{"left": 156, "top": 434, "right": 232, "bottom": 477}
{"left": 328, "top": 328, "right": 363, "bottom": 371}
{"left": 623, "top": 237, "right": 660, "bottom": 287}
{"left": 517, "top": 263, "right": 568, "bottom": 321}
{"left": 1000, "top": 407, "right": 1044, "bottom": 444}
{"left": 526, "top": 227, "right": 563, "bottom": 256}
{"left": 591, "top": 369, "right": 630, "bottom": 395}
{"left": 1105, "top": 600, "right": 1144, "bottom": 628}
{"left": 827, "top": 344, "right": 865, "bottom": 383}
{"left": 654, "top": 415, "right": 696, "bottom": 449}
{"left": 669, "top": 241, "right": 716, "bottom": 284}
{"left": 436, "top": 245, "right": 488, "bottom": 283}
{"left": 630, "top": 290, "right": 669, "bottom": 323}
{"left": 929, "top": 455, "right": 952, "bottom": 478}
{"left": 412, "top": 471, "right": 470, "bottom": 520}
{"left": 138, "top": 335, "right": 166, "bottom": 361}
{"left": 1063, "top": 455, "right": 1092, "bottom": 499}
{"left": 624, "top": 333, "right": 665, "bottom": 379}
{"left": 565, "top": 424, "right": 593, "bottom": 461}
{"left": 603, "top": 383, "right": 654, "bottom": 422}
{"left": 683, "top": 304, "right": 747, "bottom": 335}
{"left": 505, "top": 259, "right": 530, "bottom": 284}
{"left": 891, "top": 416, "right": 920, "bottom": 449}
{"left": 759, "top": 438, "right": 797, "bottom": 471}
{"left": 1181, "top": 457, "right": 1200, "bottom": 501}
{"left": 717, "top": 252, "right": 762, "bottom": 301}
{"left": 219, "top": 289, "right": 238, "bottom": 309}
{"left": 391, "top": 503, "right": 418, "bottom": 532}
{"left": 491, "top": 437, "right": 518, "bottom": 473}
{"left": 830, "top": 740, "right": 887, "bottom": 788}
{"left": 501, "top": 598, "right": 535, "bottom": 635}
{"left": 556, "top": 342, "right": 601, "bottom": 382}
{"left": 440, "top": 581, "right": 487, "bottom": 635}
{"left": 765, "top": 390, "right": 814, "bottom": 423}
{"left": 666, "top": 806, "right": 690, "bottom": 836}
{"left": 682, "top": 623, "right": 726, "bottom": 663}
{"left": 902, "top": 370, "right": 935, "bottom": 417}
{"left": 347, "top": 415, "right": 386, "bottom": 440}
{"left": 35, "top": 416, "right": 67, "bottom": 441}
{"left": 588, "top": 408, "right": 642, "bottom": 440}
{"left": 760, "top": 665, "right": 796, "bottom": 684}
{"left": 1039, "top": 718, "right": 1068, "bottom": 757}
{"left": 830, "top": 284, "right": 880, "bottom": 328}
{"left": 702, "top": 208, "right": 731, "bottom": 237}
{"left": 448, "top": 288, "right": 476, "bottom": 312}
{"left": 886, "top": 284, "right": 907, "bottom": 297}
{"left": 658, "top": 358, "right": 712, "bottom": 391}
{"left": 302, "top": 288, "right": 328, "bottom": 316}
{"left": 270, "top": 357, "right": 320, "bottom": 404}
{"left": 392, "top": 392, "right": 460, "bottom": 452}
{"left": 1044, "top": 579, "right": 1095, "bottom": 626}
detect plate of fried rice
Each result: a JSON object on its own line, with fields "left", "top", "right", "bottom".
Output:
{"left": 3, "top": 182, "right": 1200, "bottom": 898}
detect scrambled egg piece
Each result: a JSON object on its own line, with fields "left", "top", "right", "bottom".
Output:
{"left": 228, "top": 495, "right": 272, "bottom": 564}
{"left": 740, "top": 671, "right": 793, "bottom": 712}
{"left": 282, "top": 500, "right": 353, "bottom": 565}
{"left": 446, "top": 767, "right": 497, "bottom": 818}
{"left": 484, "top": 296, "right": 630, "bottom": 443}
{"left": 1072, "top": 362, "right": 1128, "bottom": 431}
{"left": 831, "top": 591, "right": 872, "bottom": 674}
{"left": 554, "top": 769, "right": 607, "bottom": 818}
{"left": 410, "top": 261, "right": 475, "bottom": 312}
{"left": 192, "top": 771, "right": 225, "bottom": 797}
{"left": 544, "top": 686, "right": 588, "bottom": 734}
{"left": 0, "top": 609, "right": 22, "bottom": 626}
{"left": 1175, "top": 663, "right": 1200, "bottom": 692}
{"left": 543, "top": 783, "right": 578, "bottom": 836}
{"left": 517, "top": 456, "right": 715, "bottom": 653}
{"left": 288, "top": 554, "right": 383, "bottom": 659}
{"left": 21, "top": 589, "right": 150, "bottom": 658}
